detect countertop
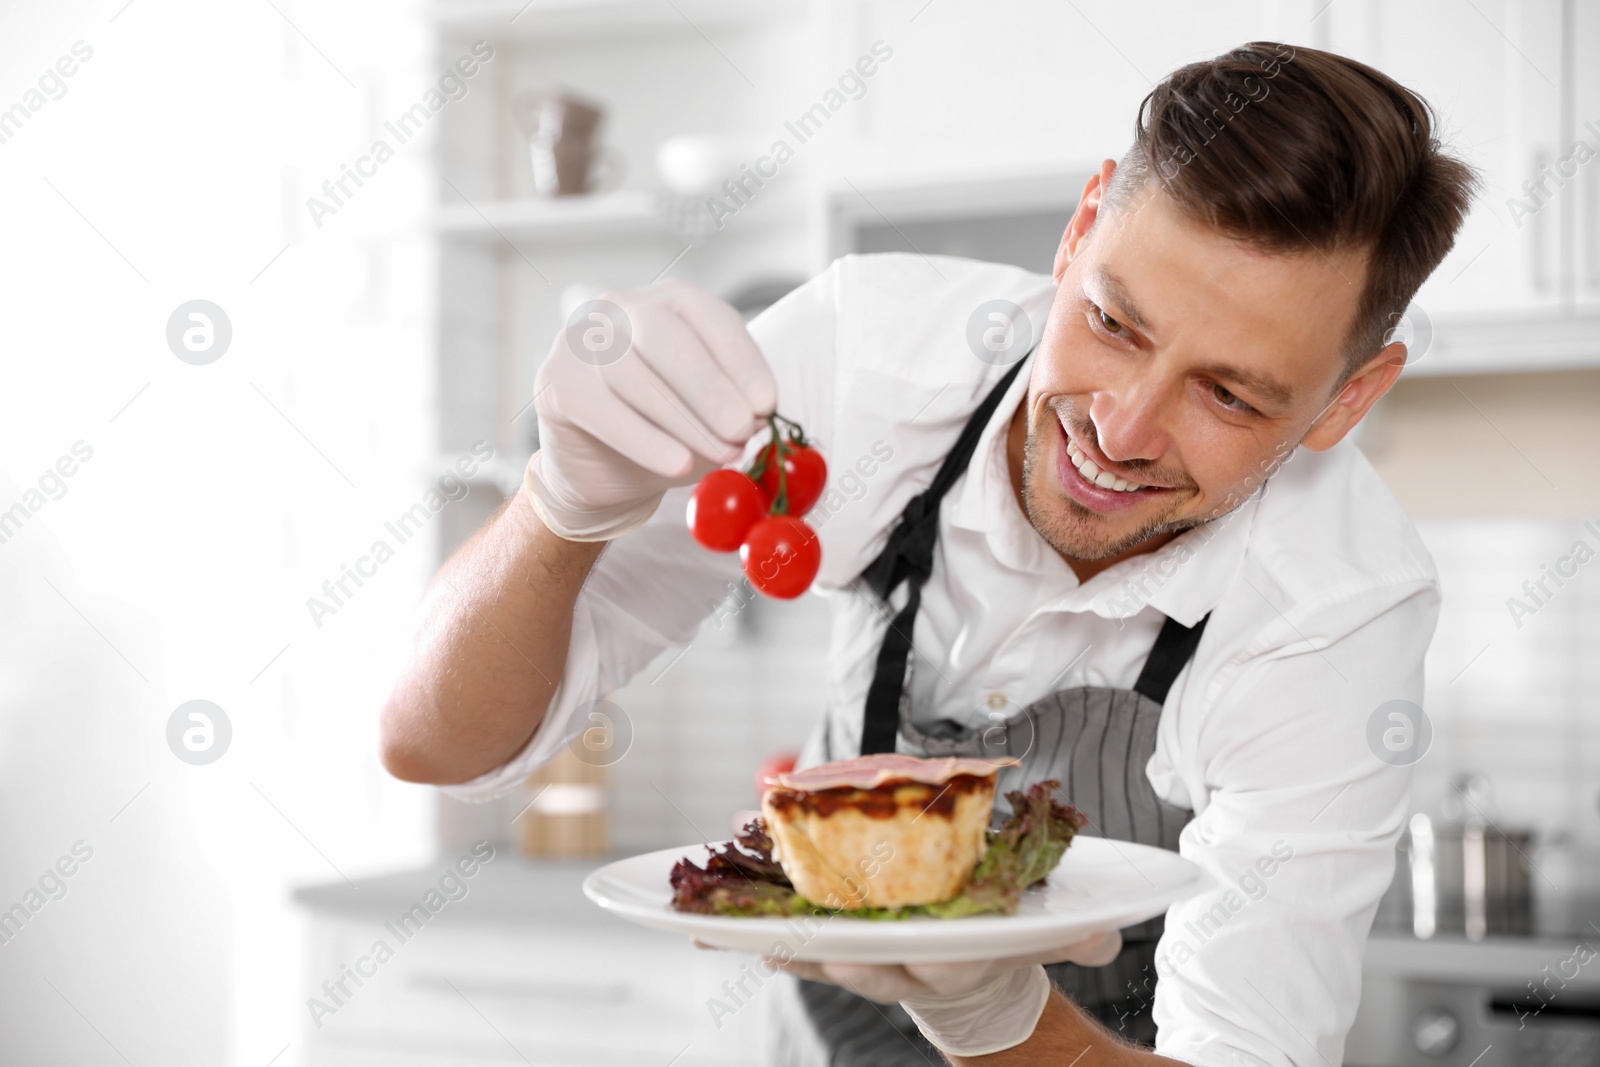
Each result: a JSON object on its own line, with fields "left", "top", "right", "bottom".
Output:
{"left": 293, "top": 854, "right": 1600, "bottom": 989}
{"left": 1365, "top": 929, "right": 1600, "bottom": 987}
{"left": 292, "top": 855, "right": 613, "bottom": 927}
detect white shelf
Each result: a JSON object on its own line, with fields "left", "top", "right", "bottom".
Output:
{"left": 827, "top": 164, "right": 1095, "bottom": 224}
{"left": 434, "top": 191, "right": 674, "bottom": 242}
{"left": 436, "top": 188, "right": 811, "bottom": 244}
{"left": 1405, "top": 311, "right": 1600, "bottom": 377}
{"left": 431, "top": 0, "right": 798, "bottom": 42}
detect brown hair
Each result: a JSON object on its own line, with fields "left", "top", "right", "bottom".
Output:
{"left": 1107, "top": 42, "right": 1479, "bottom": 375}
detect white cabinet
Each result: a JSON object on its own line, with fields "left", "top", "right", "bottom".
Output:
{"left": 1574, "top": 0, "right": 1600, "bottom": 310}
{"left": 1322, "top": 0, "right": 1569, "bottom": 320}
{"left": 295, "top": 860, "right": 769, "bottom": 1066}
{"left": 816, "top": 1, "right": 1600, "bottom": 373}
{"left": 828, "top": 0, "right": 1317, "bottom": 185}
{"left": 1297, "top": 0, "right": 1600, "bottom": 374}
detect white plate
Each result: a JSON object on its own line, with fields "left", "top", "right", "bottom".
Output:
{"left": 583, "top": 837, "right": 1210, "bottom": 964}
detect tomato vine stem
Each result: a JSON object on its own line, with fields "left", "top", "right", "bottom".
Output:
{"left": 745, "top": 412, "right": 810, "bottom": 516}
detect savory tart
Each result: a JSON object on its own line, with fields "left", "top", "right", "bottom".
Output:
{"left": 671, "top": 765, "right": 1087, "bottom": 920}
{"left": 759, "top": 754, "right": 1016, "bottom": 909}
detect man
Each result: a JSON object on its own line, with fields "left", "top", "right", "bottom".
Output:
{"left": 380, "top": 42, "right": 1476, "bottom": 1066}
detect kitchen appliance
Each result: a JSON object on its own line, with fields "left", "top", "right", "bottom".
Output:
{"left": 1352, "top": 971, "right": 1600, "bottom": 1067}
{"left": 1354, "top": 879, "right": 1600, "bottom": 1066}
{"left": 1346, "top": 774, "right": 1600, "bottom": 1066}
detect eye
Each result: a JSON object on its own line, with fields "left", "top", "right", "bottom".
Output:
{"left": 1091, "top": 305, "right": 1128, "bottom": 338}
{"left": 1211, "top": 382, "right": 1256, "bottom": 414}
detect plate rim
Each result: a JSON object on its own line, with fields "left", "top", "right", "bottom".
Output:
{"left": 582, "top": 836, "right": 1207, "bottom": 950}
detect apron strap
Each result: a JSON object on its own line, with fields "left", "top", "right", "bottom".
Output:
{"left": 1132, "top": 612, "right": 1211, "bottom": 705}
{"left": 857, "top": 354, "right": 1033, "bottom": 755}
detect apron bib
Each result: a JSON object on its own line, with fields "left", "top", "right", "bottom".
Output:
{"left": 776, "top": 354, "right": 1208, "bottom": 1063}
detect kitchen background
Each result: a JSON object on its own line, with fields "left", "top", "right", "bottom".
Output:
{"left": 1, "top": 0, "right": 1597, "bottom": 1065}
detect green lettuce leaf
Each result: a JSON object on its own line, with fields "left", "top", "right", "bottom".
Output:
{"left": 669, "top": 779, "right": 1086, "bottom": 920}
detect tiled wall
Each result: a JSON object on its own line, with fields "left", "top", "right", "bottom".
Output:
{"left": 1411, "top": 517, "right": 1600, "bottom": 856}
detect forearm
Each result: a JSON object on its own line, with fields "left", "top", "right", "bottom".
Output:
{"left": 948, "top": 990, "right": 1188, "bottom": 1067}
{"left": 378, "top": 488, "right": 605, "bottom": 784}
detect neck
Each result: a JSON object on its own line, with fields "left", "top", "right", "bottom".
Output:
{"left": 1006, "top": 400, "right": 1179, "bottom": 583}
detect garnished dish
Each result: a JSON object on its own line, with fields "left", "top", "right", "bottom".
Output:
{"left": 670, "top": 755, "right": 1087, "bottom": 920}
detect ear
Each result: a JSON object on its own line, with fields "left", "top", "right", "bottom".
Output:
{"left": 1300, "top": 341, "right": 1408, "bottom": 452}
{"left": 1053, "top": 158, "right": 1119, "bottom": 284}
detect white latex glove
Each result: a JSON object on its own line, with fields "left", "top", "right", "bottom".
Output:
{"left": 524, "top": 278, "right": 778, "bottom": 541}
{"left": 768, "top": 931, "right": 1121, "bottom": 1058}
{"left": 902, "top": 965, "right": 1052, "bottom": 1058}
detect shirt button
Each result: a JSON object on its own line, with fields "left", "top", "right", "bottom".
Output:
{"left": 985, "top": 692, "right": 1008, "bottom": 710}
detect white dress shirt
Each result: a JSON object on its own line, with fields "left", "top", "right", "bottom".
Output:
{"left": 446, "top": 254, "right": 1441, "bottom": 1067}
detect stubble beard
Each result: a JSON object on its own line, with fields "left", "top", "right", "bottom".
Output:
{"left": 1018, "top": 416, "right": 1208, "bottom": 563}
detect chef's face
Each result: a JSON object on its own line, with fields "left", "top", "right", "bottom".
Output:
{"left": 1016, "top": 162, "right": 1406, "bottom": 563}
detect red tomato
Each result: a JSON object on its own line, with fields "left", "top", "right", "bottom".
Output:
{"left": 740, "top": 516, "right": 821, "bottom": 598}
{"left": 755, "top": 443, "right": 827, "bottom": 517}
{"left": 686, "top": 470, "right": 767, "bottom": 552}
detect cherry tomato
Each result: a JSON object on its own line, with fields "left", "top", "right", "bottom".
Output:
{"left": 754, "top": 443, "right": 827, "bottom": 517}
{"left": 740, "top": 516, "right": 821, "bottom": 599}
{"left": 687, "top": 470, "right": 767, "bottom": 552}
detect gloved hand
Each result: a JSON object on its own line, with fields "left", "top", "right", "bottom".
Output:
{"left": 769, "top": 930, "right": 1120, "bottom": 1057}
{"left": 900, "top": 965, "right": 1053, "bottom": 1058}
{"left": 524, "top": 278, "right": 778, "bottom": 541}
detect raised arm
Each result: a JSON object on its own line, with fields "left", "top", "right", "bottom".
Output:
{"left": 378, "top": 494, "right": 604, "bottom": 784}
{"left": 378, "top": 278, "right": 777, "bottom": 785}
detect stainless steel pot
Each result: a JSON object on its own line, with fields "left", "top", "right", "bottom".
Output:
{"left": 1394, "top": 811, "right": 1535, "bottom": 940}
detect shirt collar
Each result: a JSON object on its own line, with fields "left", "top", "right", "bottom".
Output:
{"left": 1078, "top": 494, "right": 1261, "bottom": 626}
{"left": 946, "top": 347, "right": 1263, "bottom": 627}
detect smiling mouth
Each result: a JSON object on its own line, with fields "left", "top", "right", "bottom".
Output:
{"left": 1062, "top": 428, "right": 1156, "bottom": 493}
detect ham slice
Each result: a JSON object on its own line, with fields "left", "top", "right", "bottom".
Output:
{"left": 768, "top": 753, "right": 1018, "bottom": 792}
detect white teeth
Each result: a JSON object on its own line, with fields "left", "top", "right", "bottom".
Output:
{"left": 1064, "top": 431, "right": 1147, "bottom": 492}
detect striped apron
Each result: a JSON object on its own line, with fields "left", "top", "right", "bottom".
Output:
{"left": 771, "top": 353, "right": 1208, "bottom": 1063}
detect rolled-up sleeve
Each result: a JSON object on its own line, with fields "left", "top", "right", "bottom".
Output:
{"left": 1152, "top": 583, "right": 1440, "bottom": 1067}
{"left": 440, "top": 267, "right": 843, "bottom": 802}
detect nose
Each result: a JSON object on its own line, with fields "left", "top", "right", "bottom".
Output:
{"left": 1087, "top": 379, "right": 1172, "bottom": 464}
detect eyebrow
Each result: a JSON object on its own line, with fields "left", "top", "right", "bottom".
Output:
{"left": 1195, "top": 362, "right": 1296, "bottom": 409}
{"left": 1089, "top": 268, "right": 1153, "bottom": 334}
{"left": 1089, "top": 268, "right": 1296, "bottom": 410}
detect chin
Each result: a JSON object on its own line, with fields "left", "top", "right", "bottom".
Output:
{"left": 1022, "top": 481, "right": 1200, "bottom": 562}
{"left": 1032, "top": 499, "right": 1144, "bottom": 561}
